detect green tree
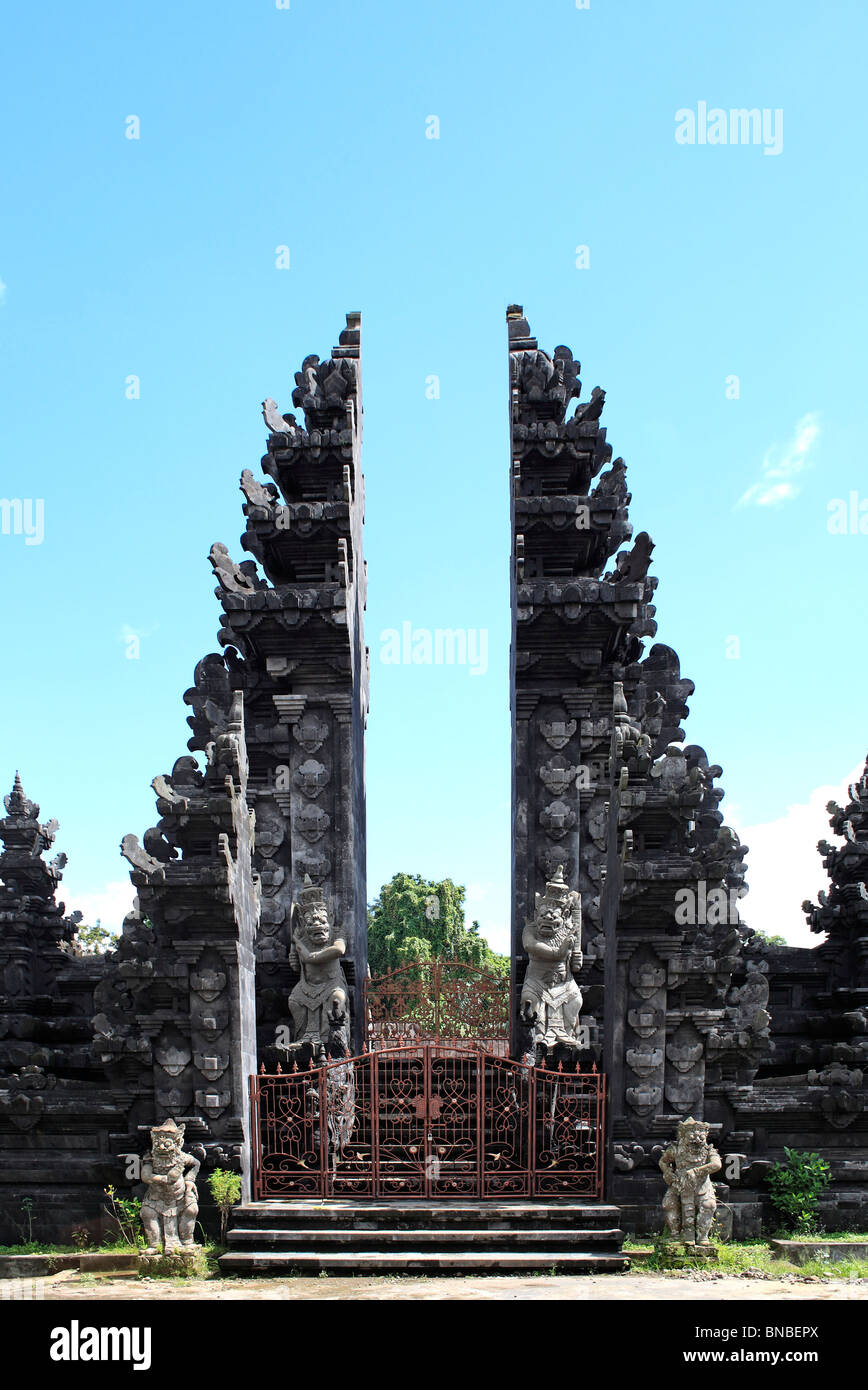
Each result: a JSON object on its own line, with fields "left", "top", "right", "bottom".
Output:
{"left": 74, "top": 919, "right": 118, "bottom": 955}
{"left": 750, "top": 930, "right": 787, "bottom": 948}
{"left": 367, "top": 873, "right": 508, "bottom": 979}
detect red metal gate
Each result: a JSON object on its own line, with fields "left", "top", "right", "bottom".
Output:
{"left": 251, "top": 1045, "right": 605, "bottom": 1200}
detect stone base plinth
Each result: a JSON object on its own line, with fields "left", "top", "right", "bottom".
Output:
{"left": 663, "top": 1241, "right": 718, "bottom": 1266}
{"left": 138, "top": 1247, "right": 208, "bottom": 1278}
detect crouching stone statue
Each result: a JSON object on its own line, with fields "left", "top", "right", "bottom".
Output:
{"left": 659, "top": 1117, "right": 721, "bottom": 1245}
{"left": 140, "top": 1118, "right": 200, "bottom": 1254}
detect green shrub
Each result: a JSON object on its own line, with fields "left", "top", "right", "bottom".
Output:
{"left": 766, "top": 1149, "right": 831, "bottom": 1235}
{"left": 207, "top": 1168, "right": 242, "bottom": 1244}
{"left": 102, "top": 1186, "right": 143, "bottom": 1248}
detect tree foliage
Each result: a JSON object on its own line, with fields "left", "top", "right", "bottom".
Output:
{"left": 73, "top": 919, "right": 118, "bottom": 955}
{"left": 207, "top": 1168, "right": 243, "bottom": 1244}
{"left": 750, "top": 930, "right": 788, "bottom": 948}
{"left": 367, "top": 873, "right": 508, "bottom": 980}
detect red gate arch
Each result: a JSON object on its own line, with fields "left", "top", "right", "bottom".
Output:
{"left": 363, "top": 960, "right": 510, "bottom": 1055}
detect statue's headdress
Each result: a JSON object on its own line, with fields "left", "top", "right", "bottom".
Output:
{"left": 540, "top": 864, "right": 573, "bottom": 908}
{"left": 150, "top": 1117, "right": 185, "bottom": 1141}
{"left": 298, "top": 873, "right": 324, "bottom": 911}
{"left": 676, "top": 1117, "right": 710, "bottom": 1139}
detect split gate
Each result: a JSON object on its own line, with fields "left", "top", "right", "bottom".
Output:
{"left": 251, "top": 1044, "right": 605, "bottom": 1200}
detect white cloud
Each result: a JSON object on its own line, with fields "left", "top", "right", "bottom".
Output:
{"left": 63, "top": 878, "right": 135, "bottom": 935}
{"left": 738, "top": 412, "right": 820, "bottom": 507}
{"left": 0, "top": 279, "right": 6, "bottom": 304}
{"left": 729, "top": 764, "right": 861, "bottom": 945}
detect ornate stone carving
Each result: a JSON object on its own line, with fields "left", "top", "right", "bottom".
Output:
{"left": 665, "top": 1074, "right": 705, "bottom": 1114}
{"left": 261, "top": 399, "right": 299, "bottom": 438}
{"left": 808, "top": 1063, "right": 865, "bottom": 1130}
{"left": 294, "top": 758, "right": 330, "bottom": 799}
{"left": 194, "top": 1052, "right": 229, "bottom": 1080}
{"left": 292, "top": 710, "right": 331, "bottom": 754}
{"left": 519, "top": 866, "right": 583, "bottom": 1062}
{"left": 291, "top": 353, "right": 357, "bottom": 417}
{"left": 660, "top": 1117, "right": 721, "bottom": 1245}
{"left": 626, "top": 1083, "right": 662, "bottom": 1117}
{"left": 628, "top": 1006, "right": 664, "bottom": 1038}
{"left": 140, "top": 1118, "right": 200, "bottom": 1254}
{"left": 288, "top": 876, "right": 350, "bottom": 1061}
{"left": 190, "top": 970, "right": 226, "bottom": 1002}
{"left": 626, "top": 1046, "right": 663, "bottom": 1077}
{"left": 539, "top": 799, "right": 576, "bottom": 840}
{"left": 629, "top": 956, "right": 666, "bottom": 1000}
{"left": 296, "top": 804, "right": 331, "bottom": 844}
{"left": 294, "top": 849, "right": 332, "bottom": 885}
{"left": 615, "top": 1140, "right": 666, "bottom": 1172}
{"left": 666, "top": 1023, "right": 704, "bottom": 1073}
{"left": 727, "top": 961, "right": 771, "bottom": 1039}
{"left": 154, "top": 1044, "right": 191, "bottom": 1077}
{"left": 539, "top": 756, "right": 578, "bottom": 797}
{"left": 538, "top": 712, "right": 577, "bottom": 750}
{"left": 536, "top": 845, "right": 574, "bottom": 882}
{"left": 119, "top": 834, "right": 165, "bottom": 881}
{"left": 209, "top": 542, "right": 259, "bottom": 596}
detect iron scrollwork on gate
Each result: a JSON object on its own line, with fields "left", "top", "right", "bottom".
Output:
{"left": 251, "top": 1045, "right": 605, "bottom": 1200}
{"left": 364, "top": 960, "right": 510, "bottom": 1054}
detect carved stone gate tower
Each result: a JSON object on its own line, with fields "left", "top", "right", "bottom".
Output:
{"left": 208, "top": 312, "right": 370, "bottom": 1053}
{"left": 507, "top": 306, "right": 770, "bottom": 1228}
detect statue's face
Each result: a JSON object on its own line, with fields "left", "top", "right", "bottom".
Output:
{"left": 682, "top": 1132, "right": 707, "bottom": 1163}
{"left": 537, "top": 903, "right": 564, "bottom": 937}
{"left": 303, "top": 904, "right": 331, "bottom": 945}
{"left": 152, "top": 1132, "right": 180, "bottom": 1162}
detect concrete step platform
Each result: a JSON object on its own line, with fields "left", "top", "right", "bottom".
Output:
{"left": 220, "top": 1198, "right": 627, "bottom": 1275}
{"left": 220, "top": 1249, "right": 629, "bottom": 1274}
{"left": 227, "top": 1225, "right": 624, "bottom": 1248}
{"left": 232, "top": 1200, "right": 620, "bottom": 1230}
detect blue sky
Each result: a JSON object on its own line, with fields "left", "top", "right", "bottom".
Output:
{"left": 1, "top": 1, "right": 866, "bottom": 952}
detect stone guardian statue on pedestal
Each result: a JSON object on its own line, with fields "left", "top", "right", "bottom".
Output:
{"left": 519, "top": 865, "right": 584, "bottom": 1066}
{"left": 140, "top": 1118, "right": 200, "bottom": 1254}
{"left": 288, "top": 875, "right": 350, "bottom": 1063}
{"left": 659, "top": 1117, "right": 722, "bottom": 1246}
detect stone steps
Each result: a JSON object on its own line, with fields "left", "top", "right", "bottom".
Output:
{"left": 232, "top": 1199, "right": 620, "bottom": 1229}
{"left": 220, "top": 1249, "right": 628, "bottom": 1274}
{"left": 220, "top": 1199, "right": 628, "bottom": 1275}
{"left": 228, "top": 1225, "right": 623, "bottom": 1248}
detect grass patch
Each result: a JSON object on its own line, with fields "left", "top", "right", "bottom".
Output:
{"left": 1, "top": 1239, "right": 222, "bottom": 1280}
{"left": 0, "top": 1242, "right": 79, "bottom": 1255}
{"left": 622, "top": 1237, "right": 868, "bottom": 1280}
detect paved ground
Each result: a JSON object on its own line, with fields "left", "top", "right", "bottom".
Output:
{"left": 7, "top": 1270, "right": 865, "bottom": 1300}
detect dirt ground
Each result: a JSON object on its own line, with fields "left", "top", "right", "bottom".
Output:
{"left": 7, "top": 1270, "right": 865, "bottom": 1301}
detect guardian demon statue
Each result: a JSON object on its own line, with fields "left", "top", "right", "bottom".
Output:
{"left": 140, "top": 1118, "right": 200, "bottom": 1254}
{"left": 288, "top": 875, "right": 350, "bottom": 1061}
{"left": 659, "top": 1117, "right": 722, "bottom": 1245}
{"left": 519, "top": 865, "right": 584, "bottom": 1064}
